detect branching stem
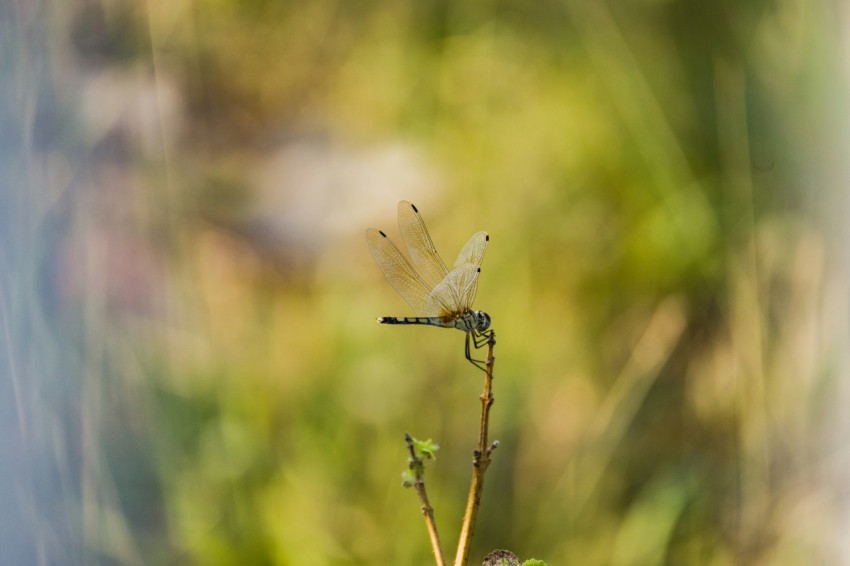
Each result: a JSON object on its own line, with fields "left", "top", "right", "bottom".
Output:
{"left": 405, "top": 433, "right": 446, "bottom": 566}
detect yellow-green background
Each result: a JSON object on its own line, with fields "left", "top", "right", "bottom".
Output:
{"left": 2, "top": 1, "right": 849, "bottom": 564}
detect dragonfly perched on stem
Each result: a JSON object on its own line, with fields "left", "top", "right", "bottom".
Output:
{"left": 366, "top": 201, "right": 493, "bottom": 371}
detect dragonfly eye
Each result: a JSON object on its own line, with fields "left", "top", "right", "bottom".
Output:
{"left": 477, "top": 311, "right": 491, "bottom": 331}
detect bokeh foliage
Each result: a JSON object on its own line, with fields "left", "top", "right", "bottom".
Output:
{"left": 2, "top": 0, "right": 849, "bottom": 564}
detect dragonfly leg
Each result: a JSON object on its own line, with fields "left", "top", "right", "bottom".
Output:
{"left": 471, "top": 328, "right": 494, "bottom": 349}
{"left": 465, "top": 332, "right": 488, "bottom": 372}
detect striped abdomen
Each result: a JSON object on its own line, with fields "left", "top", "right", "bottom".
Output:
{"left": 377, "top": 316, "right": 454, "bottom": 329}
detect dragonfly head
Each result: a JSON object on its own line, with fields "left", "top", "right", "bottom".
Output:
{"left": 474, "top": 310, "right": 491, "bottom": 332}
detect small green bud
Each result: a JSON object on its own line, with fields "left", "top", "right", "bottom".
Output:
{"left": 401, "top": 470, "right": 416, "bottom": 488}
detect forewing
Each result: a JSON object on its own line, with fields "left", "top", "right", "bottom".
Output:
{"left": 454, "top": 231, "right": 489, "bottom": 269}
{"left": 366, "top": 228, "right": 437, "bottom": 316}
{"left": 398, "top": 201, "right": 449, "bottom": 289}
{"left": 428, "top": 263, "right": 481, "bottom": 315}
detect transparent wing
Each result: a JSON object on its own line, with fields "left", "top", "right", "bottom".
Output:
{"left": 398, "top": 201, "right": 449, "bottom": 289}
{"left": 451, "top": 231, "right": 489, "bottom": 308}
{"left": 366, "top": 228, "right": 444, "bottom": 317}
{"left": 454, "top": 231, "right": 489, "bottom": 269}
{"left": 428, "top": 263, "right": 481, "bottom": 315}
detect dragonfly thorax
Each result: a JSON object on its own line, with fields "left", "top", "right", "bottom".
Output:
{"left": 455, "top": 309, "right": 491, "bottom": 333}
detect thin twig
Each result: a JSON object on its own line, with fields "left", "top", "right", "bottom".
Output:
{"left": 405, "top": 433, "right": 447, "bottom": 566}
{"left": 454, "top": 331, "right": 498, "bottom": 566}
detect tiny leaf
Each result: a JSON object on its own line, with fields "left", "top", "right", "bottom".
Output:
{"left": 415, "top": 438, "right": 440, "bottom": 460}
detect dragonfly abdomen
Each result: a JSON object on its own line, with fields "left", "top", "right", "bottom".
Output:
{"left": 377, "top": 316, "right": 454, "bottom": 329}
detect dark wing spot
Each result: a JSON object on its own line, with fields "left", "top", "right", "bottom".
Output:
{"left": 411, "top": 203, "right": 419, "bottom": 212}
{"left": 485, "top": 234, "right": 490, "bottom": 241}
{"left": 379, "top": 230, "right": 387, "bottom": 237}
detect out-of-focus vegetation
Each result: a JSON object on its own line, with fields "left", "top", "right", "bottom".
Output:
{"left": 2, "top": 0, "right": 849, "bottom": 564}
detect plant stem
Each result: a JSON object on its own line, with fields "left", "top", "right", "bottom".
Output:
{"left": 405, "top": 433, "right": 447, "bottom": 566}
{"left": 454, "top": 331, "right": 497, "bottom": 566}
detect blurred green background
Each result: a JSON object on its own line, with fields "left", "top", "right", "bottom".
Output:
{"left": 3, "top": 0, "right": 850, "bottom": 564}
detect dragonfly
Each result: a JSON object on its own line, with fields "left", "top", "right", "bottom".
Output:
{"left": 366, "top": 200, "right": 493, "bottom": 370}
